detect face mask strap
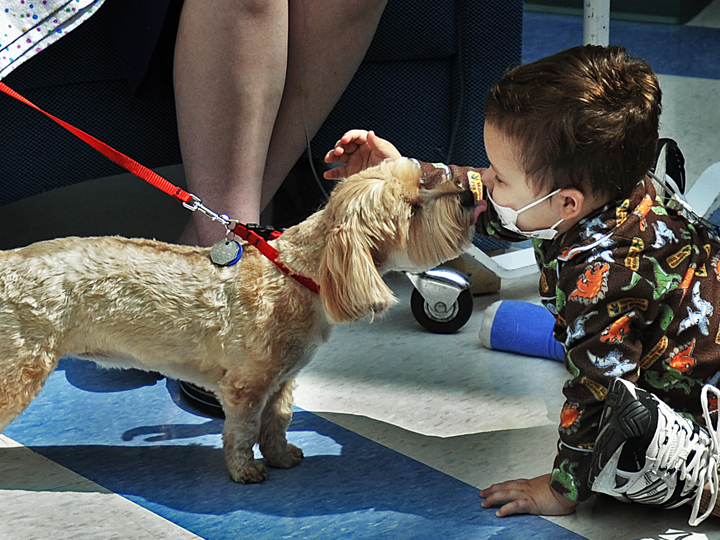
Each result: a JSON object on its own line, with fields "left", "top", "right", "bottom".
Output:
{"left": 488, "top": 189, "right": 564, "bottom": 240}
{"left": 515, "top": 188, "right": 562, "bottom": 215}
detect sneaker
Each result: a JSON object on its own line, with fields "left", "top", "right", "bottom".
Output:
{"left": 653, "top": 138, "right": 686, "bottom": 196}
{"left": 589, "top": 378, "right": 720, "bottom": 526}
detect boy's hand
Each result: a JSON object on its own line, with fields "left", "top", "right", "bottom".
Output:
{"left": 479, "top": 474, "right": 578, "bottom": 517}
{"left": 324, "top": 130, "right": 402, "bottom": 179}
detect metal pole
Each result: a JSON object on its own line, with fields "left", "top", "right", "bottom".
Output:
{"left": 584, "top": 0, "right": 610, "bottom": 45}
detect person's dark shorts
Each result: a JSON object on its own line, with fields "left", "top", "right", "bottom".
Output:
{"left": 100, "top": 0, "right": 184, "bottom": 100}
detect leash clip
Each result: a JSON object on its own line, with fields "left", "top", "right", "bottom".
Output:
{"left": 224, "top": 221, "right": 238, "bottom": 242}
{"left": 183, "top": 194, "right": 232, "bottom": 227}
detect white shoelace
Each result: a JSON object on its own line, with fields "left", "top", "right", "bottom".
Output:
{"left": 653, "top": 403, "right": 709, "bottom": 488}
{"left": 688, "top": 384, "right": 720, "bottom": 526}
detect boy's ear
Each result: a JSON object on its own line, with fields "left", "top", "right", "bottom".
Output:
{"left": 558, "top": 188, "right": 588, "bottom": 221}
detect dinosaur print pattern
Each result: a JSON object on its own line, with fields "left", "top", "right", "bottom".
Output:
{"left": 652, "top": 221, "right": 678, "bottom": 249}
{"left": 586, "top": 349, "right": 637, "bottom": 377}
{"left": 678, "top": 281, "right": 713, "bottom": 336}
{"left": 645, "top": 339, "right": 698, "bottom": 394}
{"left": 551, "top": 460, "right": 580, "bottom": 502}
{"left": 560, "top": 401, "right": 582, "bottom": 434}
{"left": 668, "top": 338, "right": 697, "bottom": 373}
{"left": 565, "top": 310, "right": 598, "bottom": 347}
{"left": 712, "top": 254, "right": 720, "bottom": 282}
{"left": 569, "top": 262, "right": 610, "bottom": 305}
{"left": 600, "top": 312, "right": 634, "bottom": 344}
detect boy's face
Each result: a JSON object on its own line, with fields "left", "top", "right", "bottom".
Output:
{"left": 483, "top": 121, "right": 564, "bottom": 234}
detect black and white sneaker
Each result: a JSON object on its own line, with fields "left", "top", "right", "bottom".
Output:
{"left": 654, "top": 138, "right": 686, "bottom": 195}
{"left": 589, "top": 378, "right": 720, "bottom": 526}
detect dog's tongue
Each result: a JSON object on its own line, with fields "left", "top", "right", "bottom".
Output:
{"left": 471, "top": 200, "right": 487, "bottom": 225}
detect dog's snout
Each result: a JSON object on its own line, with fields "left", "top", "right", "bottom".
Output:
{"left": 460, "top": 189, "right": 476, "bottom": 209}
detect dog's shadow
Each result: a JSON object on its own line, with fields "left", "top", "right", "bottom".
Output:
{"left": 29, "top": 415, "right": 474, "bottom": 520}
{"left": 58, "top": 359, "right": 166, "bottom": 393}
{"left": 31, "top": 359, "right": 485, "bottom": 524}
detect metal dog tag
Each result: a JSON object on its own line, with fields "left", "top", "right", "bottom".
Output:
{"left": 210, "top": 239, "right": 242, "bottom": 266}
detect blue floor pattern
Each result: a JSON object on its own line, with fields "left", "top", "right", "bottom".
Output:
{"left": 4, "top": 359, "right": 585, "bottom": 540}
{"left": 523, "top": 11, "right": 720, "bottom": 80}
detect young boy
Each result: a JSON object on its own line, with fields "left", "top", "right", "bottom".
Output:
{"left": 324, "top": 45, "right": 720, "bottom": 526}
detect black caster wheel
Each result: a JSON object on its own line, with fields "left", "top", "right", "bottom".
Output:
{"left": 411, "top": 286, "right": 473, "bottom": 334}
{"left": 179, "top": 381, "right": 225, "bottom": 418}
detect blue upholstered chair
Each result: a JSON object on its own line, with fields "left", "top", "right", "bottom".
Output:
{"left": 313, "top": 0, "right": 523, "bottom": 167}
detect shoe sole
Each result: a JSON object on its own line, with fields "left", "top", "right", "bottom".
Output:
{"left": 590, "top": 379, "right": 652, "bottom": 484}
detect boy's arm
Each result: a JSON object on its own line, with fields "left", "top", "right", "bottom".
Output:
{"left": 324, "top": 144, "right": 518, "bottom": 241}
{"left": 324, "top": 136, "right": 481, "bottom": 193}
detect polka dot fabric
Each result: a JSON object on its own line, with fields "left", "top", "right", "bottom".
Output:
{"left": 1, "top": 0, "right": 104, "bottom": 79}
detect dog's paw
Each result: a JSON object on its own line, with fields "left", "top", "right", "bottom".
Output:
{"left": 230, "top": 460, "right": 269, "bottom": 484}
{"left": 265, "top": 443, "right": 304, "bottom": 469}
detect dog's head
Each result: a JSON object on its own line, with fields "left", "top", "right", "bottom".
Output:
{"left": 319, "top": 158, "right": 479, "bottom": 323}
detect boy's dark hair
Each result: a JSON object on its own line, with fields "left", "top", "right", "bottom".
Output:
{"left": 485, "top": 45, "right": 662, "bottom": 201}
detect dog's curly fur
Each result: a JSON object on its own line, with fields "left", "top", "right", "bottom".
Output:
{"left": 0, "top": 158, "right": 476, "bottom": 483}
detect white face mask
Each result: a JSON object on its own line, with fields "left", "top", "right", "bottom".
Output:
{"left": 488, "top": 189, "right": 564, "bottom": 240}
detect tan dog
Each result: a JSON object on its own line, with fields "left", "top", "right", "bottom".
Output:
{"left": 0, "top": 158, "right": 478, "bottom": 483}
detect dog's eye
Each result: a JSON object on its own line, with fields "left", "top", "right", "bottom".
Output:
{"left": 411, "top": 202, "right": 422, "bottom": 215}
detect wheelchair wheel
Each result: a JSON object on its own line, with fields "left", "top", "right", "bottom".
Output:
{"left": 410, "top": 287, "right": 473, "bottom": 334}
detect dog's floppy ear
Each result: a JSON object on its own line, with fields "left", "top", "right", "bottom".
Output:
{"left": 319, "top": 225, "right": 397, "bottom": 323}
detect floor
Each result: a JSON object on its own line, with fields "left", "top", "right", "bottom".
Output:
{"left": 3, "top": 4, "right": 720, "bottom": 540}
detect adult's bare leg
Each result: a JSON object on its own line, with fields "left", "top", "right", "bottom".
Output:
{"left": 174, "top": 0, "right": 387, "bottom": 245}
{"left": 259, "top": 0, "right": 388, "bottom": 211}
{"left": 174, "top": 0, "right": 289, "bottom": 246}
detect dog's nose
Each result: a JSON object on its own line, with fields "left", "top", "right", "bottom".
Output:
{"left": 460, "top": 189, "right": 476, "bottom": 208}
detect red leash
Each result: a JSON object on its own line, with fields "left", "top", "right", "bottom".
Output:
{"left": 0, "top": 82, "right": 194, "bottom": 206}
{"left": 0, "top": 81, "right": 320, "bottom": 294}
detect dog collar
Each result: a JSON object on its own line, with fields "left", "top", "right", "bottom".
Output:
{"left": 468, "top": 171, "right": 484, "bottom": 201}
